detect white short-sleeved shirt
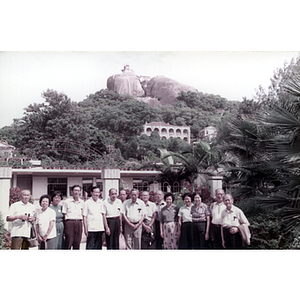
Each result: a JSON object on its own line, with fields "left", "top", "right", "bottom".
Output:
{"left": 210, "top": 202, "right": 226, "bottom": 225}
{"left": 103, "top": 198, "right": 124, "bottom": 218}
{"left": 178, "top": 205, "right": 193, "bottom": 223}
{"left": 62, "top": 198, "right": 84, "bottom": 220}
{"left": 144, "top": 201, "right": 157, "bottom": 221}
{"left": 123, "top": 198, "right": 146, "bottom": 223}
{"left": 82, "top": 198, "right": 105, "bottom": 231}
{"left": 221, "top": 205, "right": 250, "bottom": 228}
{"left": 7, "top": 201, "right": 36, "bottom": 238}
{"left": 35, "top": 208, "right": 56, "bottom": 239}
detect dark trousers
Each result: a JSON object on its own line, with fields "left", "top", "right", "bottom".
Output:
{"left": 64, "top": 220, "right": 83, "bottom": 249}
{"left": 179, "top": 222, "right": 193, "bottom": 249}
{"left": 11, "top": 237, "right": 30, "bottom": 250}
{"left": 155, "top": 219, "right": 163, "bottom": 249}
{"left": 192, "top": 222, "right": 207, "bottom": 249}
{"left": 223, "top": 227, "right": 243, "bottom": 249}
{"left": 106, "top": 218, "right": 120, "bottom": 250}
{"left": 211, "top": 223, "right": 223, "bottom": 249}
{"left": 86, "top": 231, "right": 104, "bottom": 249}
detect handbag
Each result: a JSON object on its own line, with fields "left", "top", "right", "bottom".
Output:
{"left": 30, "top": 222, "right": 36, "bottom": 239}
{"left": 142, "top": 227, "right": 156, "bottom": 246}
{"left": 28, "top": 222, "right": 39, "bottom": 248}
{"left": 119, "top": 233, "right": 127, "bottom": 250}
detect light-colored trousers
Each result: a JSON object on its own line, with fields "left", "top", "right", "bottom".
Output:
{"left": 124, "top": 222, "right": 142, "bottom": 250}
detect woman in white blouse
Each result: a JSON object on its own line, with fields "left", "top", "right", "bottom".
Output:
{"left": 35, "top": 195, "right": 57, "bottom": 249}
{"left": 177, "top": 192, "right": 193, "bottom": 249}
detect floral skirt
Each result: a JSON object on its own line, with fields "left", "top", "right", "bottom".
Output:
{"left": 163, "top": 222, "right": 178, "bottom": 250}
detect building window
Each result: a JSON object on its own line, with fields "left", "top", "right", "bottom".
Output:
{"left": 172, "top": 181, "right": 180, "bottom": 193}
{"left": 142, "top": 181, "right": 149, "bottom": 191}
{"left": 133, "top": 179, "right": 149, "bottom": 191}
{"left": 48, "top": 178, "right": 67, "bottom": 197}
{"left": 162, "top": 181, "right": 170, "bottom": 193}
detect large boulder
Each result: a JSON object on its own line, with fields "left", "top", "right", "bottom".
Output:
{"left": 144, "top": 76, "right": 197, "bottom": 105}
{"left": 107, "top": 65, "right": 145, "bottom": 97}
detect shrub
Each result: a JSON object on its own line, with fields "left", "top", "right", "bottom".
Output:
{"left": 0, "top": 213, "right": 10, "bottom": 250}
{"left": 235, "top": 199, "right": 298, "bottom": 249}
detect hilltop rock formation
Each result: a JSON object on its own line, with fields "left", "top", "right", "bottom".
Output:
{"left": 144, "top": 76, "right": 197, "bottom": 105}
{"left": 107, "top": 65, "right": 145, "bottom": 97}
{"left": 107, "top": 65, "right": 197, "bottom": 106}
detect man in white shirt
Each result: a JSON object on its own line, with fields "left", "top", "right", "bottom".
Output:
{"left": 103, "top": 188, "right": 124, "bottom": 249}
{"left": 62, "top": 185, "right": 84, "bottom": 249}
{"left": 122, "top": 189, "right": 146, "bottom": 249}
{"left": 210, "top": 188, "right": 226, "bottom": 248}
{"left": 119, "top": 189, "right": 128, "bottom": 203}
{"left": 221, "top": 194, "right": 250, "bottom": 249}
{"left": 141, "top": 191, "right": 157, "bottom": 249}
{"left": 83, "top": 186, "right": 105, "bottom": 250}
{"left": 6, "top": 189, "right": 36, "bottom": 250}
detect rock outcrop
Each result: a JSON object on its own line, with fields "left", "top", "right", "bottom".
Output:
{"left": 107, "top": 65, "right": 145, "bottom": 97}
{"left": 106, "top": 66, "right": 198, "bottom": 106}
{"left": 144, "top": 76, "right": 197, "bottom": 105}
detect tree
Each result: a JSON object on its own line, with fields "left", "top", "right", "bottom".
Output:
{"left": 156, "top": 140, "right": 221, "bottom": 191}
{"left": 224, "top": 56, "right": 300, "bottom": 235}
{"left": 9, "top": 89, "right": 104, "bottom": 164}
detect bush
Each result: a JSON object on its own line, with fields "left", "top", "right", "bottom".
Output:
{"left": 235, "top": 199, "right": 298, "bottom": 249}
{"left": 0, "top": 213, "right": 10, "bottom": 250}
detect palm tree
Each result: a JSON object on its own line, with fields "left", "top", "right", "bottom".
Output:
{"left": 256, "top": 81, "right": 300, "bottom": 232}
{"left": 156, "top": 141, "right": 224, "bottom": 192}
{"left": 225, "top": 58, "right": 300, "bottom": 233}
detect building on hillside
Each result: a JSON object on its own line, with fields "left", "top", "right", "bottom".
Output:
{"left": 0, "top": 140, "right": 15, "bottom": 159}
{"left": 199, "top": 126, "right": 217, "bottom": 141}
{"left": 143, "top": 122, "right": 191, "bottom": 144}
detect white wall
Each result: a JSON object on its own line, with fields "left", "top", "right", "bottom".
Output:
{"left": 207, "top": 176, "right": 223, "bottom": 199}
{"left": 32, "top": 176, "right": 47, "bottom": 200}
{"left": 0, "top": 167, "right": 12, "bottom": 229}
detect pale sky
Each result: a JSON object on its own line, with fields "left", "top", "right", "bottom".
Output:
{"left": 0, "top": 51, "right": 298, "bottom": 128}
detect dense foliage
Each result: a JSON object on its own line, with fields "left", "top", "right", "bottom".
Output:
{"left": 0, "top": 87, "right": 239, "bottom": 167}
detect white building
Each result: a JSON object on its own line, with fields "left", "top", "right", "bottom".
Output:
{"left": 0, "top": 140, "right": 15, "bottom": 159}
{"left": 143, "top": 122, "right": 190, "bottom": 144}
{"left": 199, "top": 126, "right": 217, "bottom": 141}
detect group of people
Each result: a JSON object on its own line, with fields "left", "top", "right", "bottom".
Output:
{"left": 6, "top": 186, "right": 250, "bottom": 250}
